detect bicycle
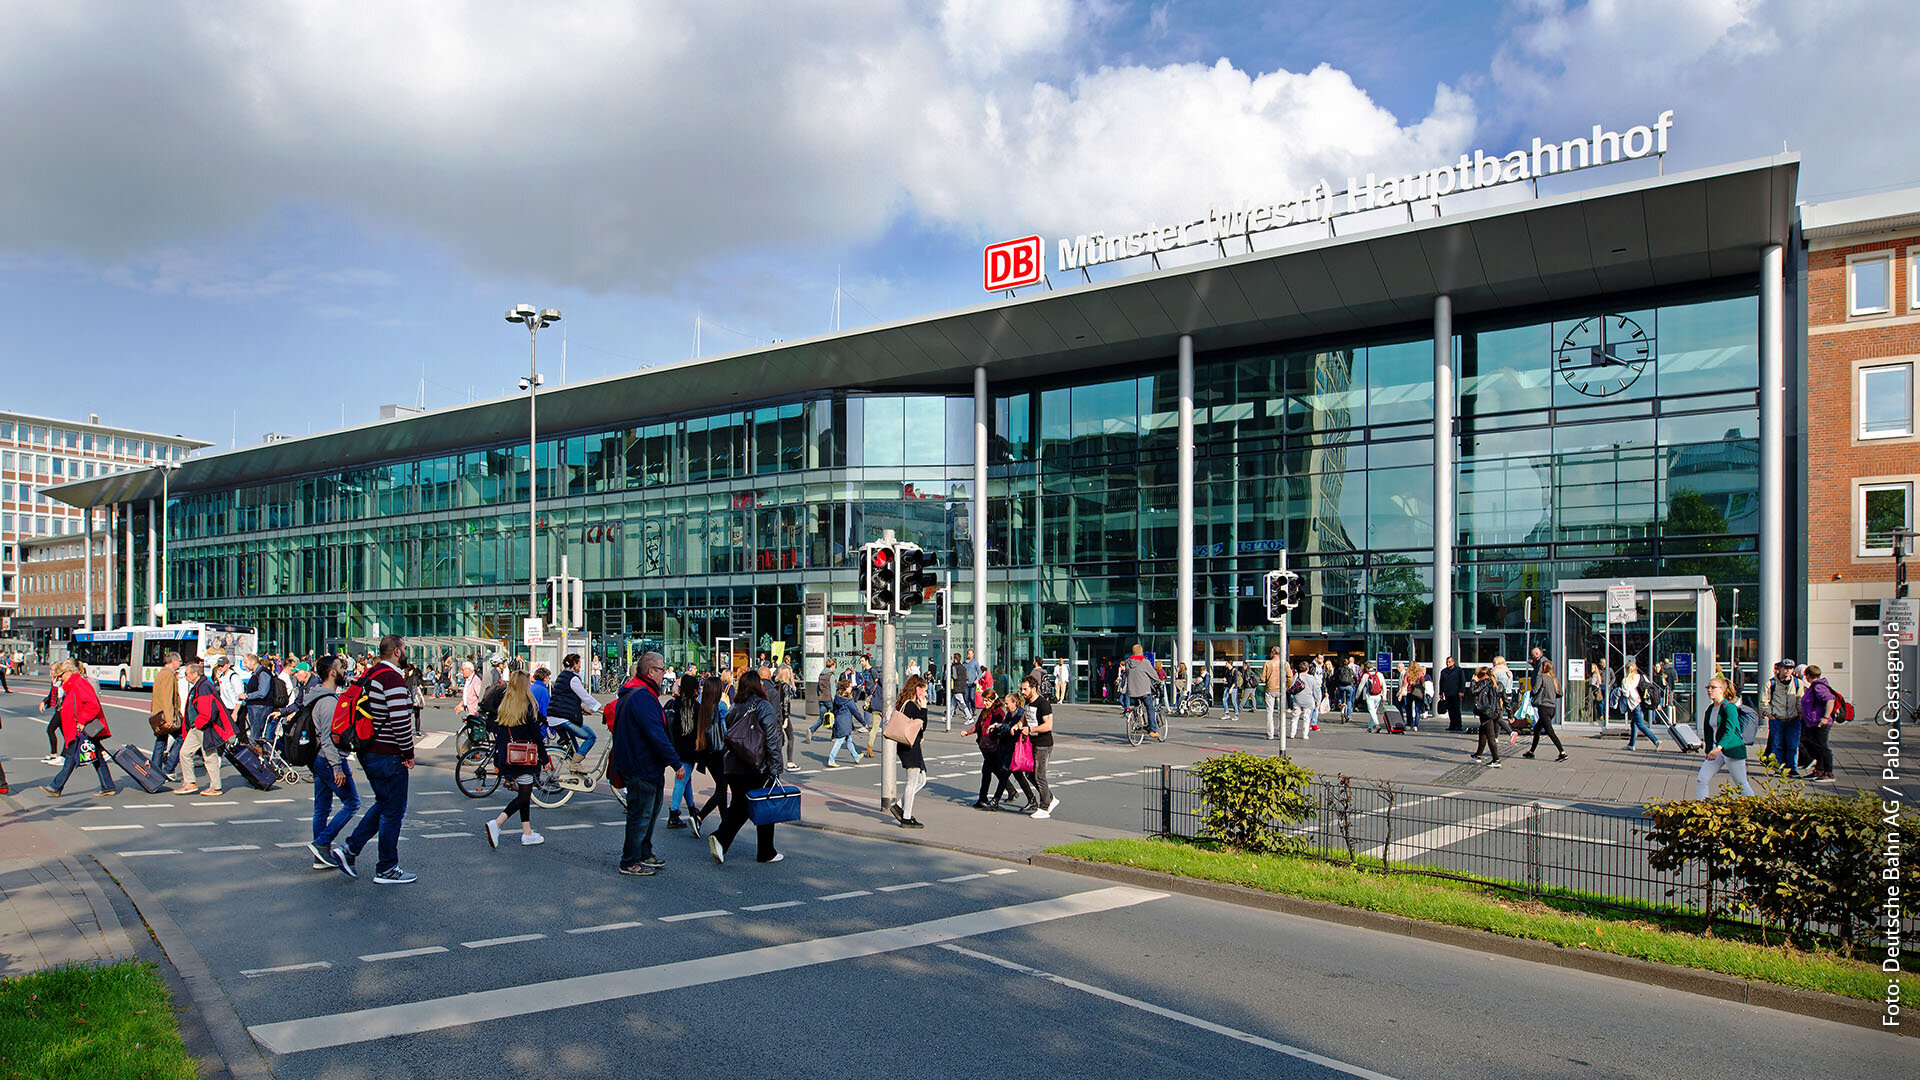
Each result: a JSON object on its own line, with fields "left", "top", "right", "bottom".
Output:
{"left": 455, "top": 725, "right": 626, "bottom": 810}
{"left": 1120, "top": 697, "right": 1154, "bottom": 746}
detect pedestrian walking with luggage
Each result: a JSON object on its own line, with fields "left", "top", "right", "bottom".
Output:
{"left": 484, "top": 671, "right": 547, "bottom": 850}
{"left": 1798, "top": 665, "right": 1838, "bottom": 783}
{"left": 1695, "top": 676, "right": 1755, "bottom": 798}
{"left": 175, "top": 658, "right": 234, "bottom": 796}
{"left": 302, "top": 656, "right": 360, "bottom": 869}
{"left": 41, "top": 661, "right": 116, "bottom": 798}
{"left": 1620, "top": 662, "right": 1660, "bottom": 750}
{"left": 1522, "top": 660, "right": 1567, "bottom": 761}
{"left": 889, "top": 674, "right": 930, "bottom": 829}
{"left": 149, "top": 650, "right": 186, "bottom": 783}
{"left": 335, "top": 635, "right": 418, "bottom": 885}
{"left": 1399, "top": 661, "right": 1429, "bottom": 731}
{"left": 707, "top": 668, "right": 784, "bottom": 865}
{"left": 1360, "top": 662, "right": 1388, "bottom": 732}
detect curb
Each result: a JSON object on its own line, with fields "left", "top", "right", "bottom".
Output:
{"left": 1027, "top": 853, "right": 1907, "bottom": 1038}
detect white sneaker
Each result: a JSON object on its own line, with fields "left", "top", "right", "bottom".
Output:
{"left": 486, "top": 820, "right": 501, "bottom": 849}
{"left": 708, "top": 834, "right": 725, "bottom": 865}
{"left": 1031, "top": 809, "right": 1051, "bottom": 819}
{"left": 521, "top": 832, "right": 544, "bottom": 846}
{"left": 1046, "top": 796, "right": 1060, "bottom": 812}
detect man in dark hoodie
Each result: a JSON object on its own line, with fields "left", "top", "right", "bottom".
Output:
{"left": 611, "top": 651, "right": 684, "bottom": 877}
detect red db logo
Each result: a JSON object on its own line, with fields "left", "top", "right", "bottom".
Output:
{"left": 983, "top": 235, "right": 1043, "bottom": 291}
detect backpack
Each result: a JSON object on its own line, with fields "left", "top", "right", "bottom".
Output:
{"left": 1367, "top": 671, "right": 1385, "bottom": 697}
{"left": 1735, "top": 702, "right": 1761, "bottom": 745}
{"left": 722, "top": 705, "right": 768, "bottom": 772}
{"left": 188, "top": 681, "right": 237, "bottom": 750}
{"left": 1472, "top": 679, "right": 1501, "bottom": 721}
{"left": 266, "top": 672, "right": 290, "bottom": 711}
{"left": 330, "top": 675, "right": 376, "bottom": 752}
{"left": 1827, "top": 684, "right": 1854, "bottom": 724}
{"left": 281, "top": 696, "right": 321, "bottom": 768}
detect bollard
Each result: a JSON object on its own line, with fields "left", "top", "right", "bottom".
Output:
{"left": 1159, "top": 763, "right": 1174, "bottom": 837}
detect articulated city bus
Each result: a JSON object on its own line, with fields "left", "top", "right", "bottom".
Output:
{"left": 67, "top": 623, "right": 260, "bottom": 690}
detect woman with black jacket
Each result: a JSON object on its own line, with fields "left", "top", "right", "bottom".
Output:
{"left": 690, "top": 676, "right": 730, "bottom": 831}
{"left": 665, "top": 675, "right": 701, "bottom": 831}
{"left": 890, "top": 675, "right": 929, "bottom": 829}
{"left": 708, "top": 671, "right": 786, "bottom": 865}
{"left": 1523, "top": 660, "right": 1567, "bottom": 762}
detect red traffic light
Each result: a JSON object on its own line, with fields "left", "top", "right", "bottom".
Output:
{"left": 872, "top": 549, "right": 892, "bottom": 567}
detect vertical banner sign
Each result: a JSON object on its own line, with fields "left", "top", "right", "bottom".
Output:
{"left": 803, "top": 593, "right": 829, "bottom": 710}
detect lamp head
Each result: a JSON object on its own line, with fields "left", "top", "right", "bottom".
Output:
{"left": 539, "top": 308, "right": 561, "bottom": 326}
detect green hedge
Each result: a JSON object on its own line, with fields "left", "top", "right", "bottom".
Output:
{"left": 1191, "top": 751, "right": 1316, "bottom": 853}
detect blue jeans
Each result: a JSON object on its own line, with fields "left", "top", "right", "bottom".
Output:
{"left": 1773, "top": 718, "right": 1803, "bottom": 771}
{"left": 669, "top": 770, "right": 696, "bottom": 816}
{"left": 1131, "top": 694, "right": 1160, "bottom": 735}
{"left": 151, "top": 732, "right": 181, "bottom": 776}
{"left": 828, "top": 736, "right": 863, "bottom": 764}
{"left": 553, "top": 719, "right": 595, "bottom": 758}
{"left": 249, "top": 705, "right": 275, "bottom": 746}
{"left": 311, "top": 759, "right": 360, "bottom": 846}
{"left": 1222, "top": 688, "right": 1239, "bottom": 714}
{"left": 620, "top": 777, "right": 664, "bottom": 867}
{"left": 1625, "top": 706, "right": 1660, "bottom": 748}
{"left": 345, "top": 752, "right": 408, "bottom": 874}
{"left": 49, "top": 735, "right": 115, "bottom": 794}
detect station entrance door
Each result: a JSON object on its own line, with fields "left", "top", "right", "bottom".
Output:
{"left": 1551, "top": 577, "right": 1717, "bottom": 730}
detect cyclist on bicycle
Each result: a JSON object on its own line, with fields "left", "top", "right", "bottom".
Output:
{"left": 1121, "top": 644, "right": 1163, "bottom": 740}
{"left": 547, "top": 653, "right": 604, "bottom": 769}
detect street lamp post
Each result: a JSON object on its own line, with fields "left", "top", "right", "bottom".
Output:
{"left": 154, "top": 462, "right": 178, "bottom": 623}
{"left": 507, "top": 305, "right": 560, "bottom": 625}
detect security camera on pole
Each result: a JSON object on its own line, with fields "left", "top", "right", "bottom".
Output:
{"left": 1264, "top": 551, "right": 1303, "bottom": 755}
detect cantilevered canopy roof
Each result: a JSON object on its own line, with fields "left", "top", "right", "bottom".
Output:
{"left": 49, "top": 154, "right": 1798, "bottom": 511}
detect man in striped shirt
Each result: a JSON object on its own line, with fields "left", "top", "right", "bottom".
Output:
{"left": 336, "top": 634, "right": 418, "bottom": 885}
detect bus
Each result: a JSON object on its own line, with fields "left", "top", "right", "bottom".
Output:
{"left": 68, "top": 623, "right": 260, "bottom": 690}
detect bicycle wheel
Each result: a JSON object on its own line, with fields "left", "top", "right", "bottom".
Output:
{"left": 528, "top": 758, "right": 575, "bottom": 809}
{"left": 455, "top": 746, "right": 502, "bottom": 799}
{"left": 1126, "top": 710, "right": 1147, "bottom": 747}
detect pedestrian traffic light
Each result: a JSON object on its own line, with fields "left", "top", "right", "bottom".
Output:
{"left": 1285, "top": 570, "right": 1307, "bottom": 613}
{"left": 894, "top": 543, "right": 938, "bottom": 615}
{"left": 933, "top": 586, "right": 950, "bottom": 628}
{"left": 861, "top": 542, "right": 896, "bottom": 615}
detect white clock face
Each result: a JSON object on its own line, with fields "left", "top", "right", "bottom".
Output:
{"left": 1554, "top": 314, "right": 1653, "bottom": 398}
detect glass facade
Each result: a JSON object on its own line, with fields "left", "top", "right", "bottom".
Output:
{"left": 160, "top": 291, "right": 1761, "bottom": 680}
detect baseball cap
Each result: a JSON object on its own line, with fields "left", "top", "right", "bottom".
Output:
{"left": 294, "top": 661, "right": 311, "bottom": 673}
{"left": 1776, "top": 658, "right": 1795, "bottom": 668}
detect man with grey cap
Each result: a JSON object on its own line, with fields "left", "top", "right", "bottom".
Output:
{"left": 1761, "top": 658, "right": 1804, "bottom": 776}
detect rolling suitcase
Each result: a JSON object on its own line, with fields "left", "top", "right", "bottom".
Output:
{"left": 226, "top": 743, "right": 277, "bottom": 791}
{"left": 112, "top": 744, "right": 168, "bottom": 794}
{"left": 1668, "top": 721, "right": 1704, "bottom": 752}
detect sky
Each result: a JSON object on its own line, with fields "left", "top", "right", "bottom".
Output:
{"left": 2, "top": 0, "right": 1915, "bottom": 451}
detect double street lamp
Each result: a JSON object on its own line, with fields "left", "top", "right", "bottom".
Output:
{"left": 507, "top": 305, "right": 560, "bottom": 624}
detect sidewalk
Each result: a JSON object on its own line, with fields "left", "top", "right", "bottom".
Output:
{"left": 0, "top": 799, "right": 134, "bottom": 977}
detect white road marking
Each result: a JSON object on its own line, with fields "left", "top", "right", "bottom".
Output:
{"left": 939, "top": 873, "right": 987, "bottom": 883}
{"left": 416, "top": 790, "right": 455, "bottom": 796}
{"left": 275, "top": 842, "right": 311, "bottom": 848}
{"left": 415, "top": 733, "right": 450, "bottom": 750}
{"left": 462, "top": 934, "right": 546, "bottom": 949}
{"left": 1056, "top": 779, "right": 1088, "bottom": 786}
{"left": 358, "top": 947, "right": 449, "bottom": 963}
{"left": 244, "top": 961, "right": 332, "bottom": 978}
{"left": 741, "top": 901, "right": 805, "bottom": 912}
{"left": 155, "top": 821, "right": 217, "bottom": 828}
{"left": 878, "top": 882, "right": 932, "bottom": 892}
{"left": 544, "top": 823, "right": 595, "bottom": 831}
{"left": 420, "top": 832, "right": 475, "bottom": 839}
{"left": 196, "top": 800, "right": 239, "bottom": 806}
{"left": 567, "top": 922, "right": 644, "bottom": 935}
{"left": 80, "top": 824, "right": 145, "bottom": 831}
{"left": 201, "top": 845, "right": 261, "bottom": 852}
{"left": 941, "top": 943, "right": 1401, "bottom": 1080}
{"left": 54, "top": 805, "right": 113, "bottom": 812}
{"left": 414, "top": 809, "right": 463, "bottom": 815}
{"left": 257, "top": 798, "right": 294, "bottom": 804}
{"left": 817, "top": 890, "right": 871, "bottom": 902}
{"left": 600, "top": 820, "right": 625, "bottom": 826}
{"left": 987, "top": 868, "right": 1018, "bottom": 875}
{"left": 250, "top": 886, "right": 1166, "bottom": 1055}
{"left": 658, "top": 910, "right": 730, "bottom": 922}
{"left": 116, "top": 849, "right": 181, "bottom": 857}
{"left": 1356, "top": 803, "right": 1534, "bottom": 861}
{"left": 229, "top": 818, "right": 281, "bottom": 824}
{"left": 934, "top": 772, "right": 971, "bottom": 779}
{"left": 124, "top": 803, "right": 172, "bottom": 808}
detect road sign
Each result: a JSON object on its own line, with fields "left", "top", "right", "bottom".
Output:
{"left": 521, "top": 618, "right": 544, "bottom": 647}
{"left": 1884, "top": 598, "right": 1919, "bottom": 647}
{"left": 1673, "top": 652, "right": 1693, "bottom": 678}
{"left": 1605, "top": 584, "right": 1637, "bottom": 625}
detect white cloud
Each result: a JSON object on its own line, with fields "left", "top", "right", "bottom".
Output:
{"left": 0, "top": 0, "right": 1479, "bottom": 294}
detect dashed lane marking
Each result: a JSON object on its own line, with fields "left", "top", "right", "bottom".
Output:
{"left": 116, "top": 849, "right": 181, "bottom": 857}
{"left": 249, "top": 886, "right": 1168, "bottom": 1055}
{"left": 659, "top": 910, "right": 730, "bottom": 923}
{"left": 567, "top": 922, "right": 644, "bottom": 935}
{"left": 878, "top": 882, "right": 932, "bottom": 892}
{"left": 244, "top": 961, "right": 332, "bottom": 978}
{"left": 196, "top": 800, "right": 239, "bottom": 806}
{"left": 229, "top": 818, "right": 281, "bottom": 824}
{"left": 274, "top": 842, "right": 310, "bottom": 848}
{"left": 155, "top": 821, "right": 217, "bottom": 828}
{"left": 201, "top": 845, "right": 261, "bottom": 852}
{"left": 124, "top": 803, "right": 172, "bottom": 808}
{"left": 940, "top": 873, "right": 987, "bottom": 883}
{"left": 358, "top": 947, "right": 449, "bottom": 963}
{"left": 257, "top": 798, "right": 294, "bottom": 804}
{"left": 988, "top": 868, "right": 1018, "bottom": 875}
{"left": 1055, "top": 779, "right": 1088, "bottom": 786}
{"left": 818, "top": 890, "right": 871, "bottom": 902}
{"left": 742, "top": 901, "right": 804, "bottom": 912}
{"left": 544, "top": 823, "right": 595, "bottom": 831}
{"left": 419, "top": 832, "right": 475, "bottom": 839}
{"left": 80, "top": 824, "right": 145, "bottom": 831}
{"left": 462, "top": 934, "right": 546, "bottom": 949}
{"left": 415, "top": 809, "right": 463, "bottom": 815}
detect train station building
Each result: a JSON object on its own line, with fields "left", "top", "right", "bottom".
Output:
{"left": 46, "top": 143, "right": 1802, "bottom": 711}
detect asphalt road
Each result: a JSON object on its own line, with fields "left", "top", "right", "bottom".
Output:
{"left": 2, "top": 681, "right": 1908, "bottom": 1079}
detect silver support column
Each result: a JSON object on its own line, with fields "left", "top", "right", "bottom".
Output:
{"left": 146, "top": 498, "right": 157, "bottom": 625}
{"left": 1177, "top": 334, "right": 1195, "bottom": 674}
{"left": 1432, "top": 296, "right": 1455, "bottom": 667}
{"left": 124, "top": 504, "right": 134, "bottom": 625}
{"left": 972, "top": 366, "right": 988, "bottom": 669}
{"left": 104, "top": 504, "right": 115, "bottom": 630}
{"left": 1758, "top": 243, "right": 1786, "bottom": 671}
{"left": 82, "top": 507, "right": 93, "bottom": 631}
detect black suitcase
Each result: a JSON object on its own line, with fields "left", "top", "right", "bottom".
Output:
{"left": 112, "top": 744, "right": 168, "bottom": 794}
{"left": 226, "top": 743, "right": 277, "bottom": 791}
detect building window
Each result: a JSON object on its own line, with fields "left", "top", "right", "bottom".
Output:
{"left": 1911, "top": 247, "right": 1920, "bottom": 311}
{"left": 1861, "top": 481, "right": 1914, "bottom": 556}
{"left": 1861, "top": 362, "right": 1916, "bottom": 439}
{"left": 1850, "top": 253, "right": 1893, "bottom": 317}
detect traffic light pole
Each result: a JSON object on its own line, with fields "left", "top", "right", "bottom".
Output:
{"left": 880, "top": 528, "right": 899, "bottom": 812}
{"left": 1278, "top": 548, "right": 1289, "bottom": 758}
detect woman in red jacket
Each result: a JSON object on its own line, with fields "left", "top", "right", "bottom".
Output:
{"left": 41, "top": 662, "right": 116, "bottom": 798}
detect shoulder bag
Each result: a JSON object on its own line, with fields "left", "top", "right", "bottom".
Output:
{"left": 884, "top": 707, "right": 923, "bottom": 746}
{"left": 505, "top": 736, "right": 540, "bottom": 767}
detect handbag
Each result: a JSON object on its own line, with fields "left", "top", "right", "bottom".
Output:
{"left": 884, "top": 708, "right": 923, "bottom": 746}
{"left": 1009, "top": 733, "right": 1035, "bottom": 773}
{"left": 745, "top": 781, "right": 802, "bottom": 826}
{"left": 82, "top": 715, "right": 107, "bottom": 740}
{"left": 505, "top": 739, "right": 539, "bottom": 767}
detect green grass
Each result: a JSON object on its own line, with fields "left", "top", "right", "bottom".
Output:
{"left": 1047, "top": 837, "right": 1906, "bottom": 1004}
{"left": 0, "top": 961, "right": 197, "bottom": 1080}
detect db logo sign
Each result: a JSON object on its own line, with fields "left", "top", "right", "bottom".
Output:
{"left": 983, "top": 235, "right": 1043, "bottom": 292}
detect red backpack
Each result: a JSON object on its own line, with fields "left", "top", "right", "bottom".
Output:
{"left": 331, "top": 675, "right": 377, "bottom": 751}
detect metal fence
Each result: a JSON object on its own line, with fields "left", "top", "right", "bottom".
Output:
{"left": 1140, "top": 764, "right": 1915, "bottom": 940}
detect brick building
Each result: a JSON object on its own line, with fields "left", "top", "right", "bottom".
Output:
{"left": 10, "top": 531, "right": 111, "bottom": 652}
{"left": 1801, "top": 188, "right": 1920, "bottom": 715}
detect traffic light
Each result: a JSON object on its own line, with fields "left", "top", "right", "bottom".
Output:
{"left": 862, "top": 542, "right": 896, "bottom": 615}
{"left": 1285, "top": 570, "right": 1307, "bottom": 613}
{"left": 1263, "top": 570, "right": 1285, "bottom": 624}
{"left": 894, "top": 543, "right": 938, "bottom": 615}
{"left": 933, "top": 586, "right": 950, "bottom": 628}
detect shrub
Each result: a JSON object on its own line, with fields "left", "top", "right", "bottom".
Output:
{"left": 1191, "top": 751, "right": 1316, "bottom": 854}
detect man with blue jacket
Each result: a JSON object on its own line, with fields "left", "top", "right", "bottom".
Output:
{"left": 611, "top": 651, "right": 684, "bottom": 877}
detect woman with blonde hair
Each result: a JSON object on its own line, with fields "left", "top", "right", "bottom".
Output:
{"left": 40, "top": 659, "right": 75, "bottom": 763}
{"left": 889, "top": 674, "right": 929, "bottom": 829}
{"left": 484, "top": 670, "right": 546, "bottom": 849}
{"left": 1621, "top": 661, "right": 1660, "bottom": 750}
{"left": 1695, "top": 676, "right": 1754, "bottom": 798}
